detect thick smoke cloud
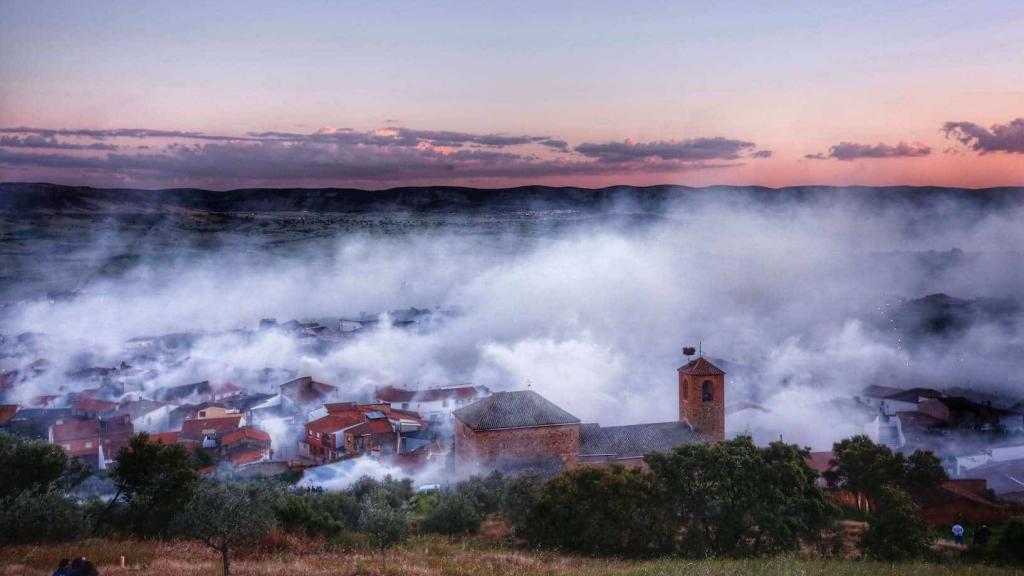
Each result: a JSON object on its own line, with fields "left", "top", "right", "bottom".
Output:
{"left": 4, "top": 191, "right": 1024, "bottom": 451}
{"left": 943, "top": 118, "right": 1024, "bottom": 154}
{"left": 805, "top": 141, "right": 931, "bottom": 161}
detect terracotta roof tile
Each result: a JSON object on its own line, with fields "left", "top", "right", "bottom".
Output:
{"left": 677, "top": 357, "right": 725, "bottom": 376}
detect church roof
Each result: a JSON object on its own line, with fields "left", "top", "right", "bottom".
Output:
{"left": 677, "top": 356, "right": 726, "bottom": 376}
{"left": 578, "top": 421, "right": 702, "bottom": 459}
{"left": 453, "top": 390, "right": 580, "bottom": 431}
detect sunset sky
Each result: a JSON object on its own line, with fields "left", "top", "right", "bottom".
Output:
{"left": 1, "top": 1, "right": 1021, "bottom": 189}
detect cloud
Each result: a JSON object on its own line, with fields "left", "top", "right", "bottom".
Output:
{"left": 0, "top": 126, "right": 762, "bottom": 186}
{"left": 0, "top": 134, "right": 118, "bottom": 151}
{"left": 942, "top": 118, "right": 1024, "bottom": 154}
{"left": 539, "top": 139, "right": 569, "bottom": 151}
{"left": 574, "top": 137, "right": 765, "bottom": 163}
{"left": 805, "top": 140, "right": 931, "bottom": 161}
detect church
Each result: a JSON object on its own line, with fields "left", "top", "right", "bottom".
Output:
{"left": 453, "top": 351, "right": 726, "bottom": 474}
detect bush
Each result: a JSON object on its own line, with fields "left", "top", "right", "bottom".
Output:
{"left": 501, "top": 470, "right": 542, "bottom": 537}
{"left": 993, "top": 517, "right": 1024, "bottom": 565}
{"left": 456, "top": 471, "right": 506, "bottom": 518}
{"left": 524, "top": 465, "right": 674, "bottom": 557}
{"left": 859, "top": 486, "right": 931, "bottom": 560}
{"left": 358, "top": 488, "right": 409, "bottom": 557}
{"left": 275, "top": 492, "right": 341, "bottom": 537}
{"left": 0, "top": 490, "right": 88, "bottom": 545}
{"left": 420, "top": 493, "right": 481, "bottom": 537}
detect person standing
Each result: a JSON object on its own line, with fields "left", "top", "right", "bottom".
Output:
{"left": 952, "top": 523, "right": 965, "bottom": 545}
{"left": 974, "top": 524, "right": 991, "bottom": 548}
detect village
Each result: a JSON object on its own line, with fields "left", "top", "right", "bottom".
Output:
{"left": 2, "top": 305, "right": 1024, "bottom": 535}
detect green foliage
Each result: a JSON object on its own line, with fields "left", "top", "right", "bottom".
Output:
{"left": 350, "top": 475, "right": 414, "bottom": 508}
{"left": 456, "top": 471, "right": 506, "bottom": 518}
{"left": 358, "top": 488, "right": 409, "bottom": 556}
{"left": 176, "top": 479, "right": 279, "bottom": 576}
{"left": 645, "top": 437, "right": 839, "bottom": 558}
{"left": 825, "top": 435, "right": 946, "bottom": 501}
{"left": 108, "top": 432, "right": 200, "bottom": 536}
{"left": 421, "top": 492, "right": 482, "bottom": 537}
{"left": 0, "top": 489, "right": 88, "bottom": 545}
{"left": 0, "top": 431, "right": 84, "bottom": 498}
{"left": 501, "top": 470, "right": 543, "bottom": 537}
{"left": 275, "top": 492, "right": 342, "bottom": 537}
{"left": 858, "top": 486, "right": 931, "bottom": 560}
{"left": 525, "top": 465, "right": 674, "bottom": 556}
{"left": 993, "top": 517, "right": 1024, "bottom": 565}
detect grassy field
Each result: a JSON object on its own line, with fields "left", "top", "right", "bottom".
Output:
{"left": 1, "top": 537, "right": 1020, "bottom": 576}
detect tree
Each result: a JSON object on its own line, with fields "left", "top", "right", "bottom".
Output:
{"left": 993, "top": 517, "right": 1024, "bottom": 565}
{"left": 275, "top": 492, "right": 341, "bottom": 537}
{"left": 0, "top": 489, "right": 88, "bottom": 545}
{"left": 456, "top": 471, "right": 506, "bottom": 518}
{"left": 176, "top": 480, "right": 278, "bottom": 576}
{"left": 500, "top": 470, "right": 543, "bottom": 538}
{"left": 358, "top": 488, "right": 409, "bottom": 559}
{"left": 105, "top": 433, "right": 200, "bottom": 536}
{"left": 524, "top": 465, "right": 674, "bottom": 556}
{"left": 825, "top": 435, "right": 946, "bottom": 508}
{"left": 859, "top": 486, "right": 931, "bottom": 560}
{"left": 0, "top": 431, "right": 87, "bottom": 498}
{"left": 420, "top": 493, "right": 481, "bottom": 539}
{"left": 645, "top": 437, "right": 839, "bottom": 557}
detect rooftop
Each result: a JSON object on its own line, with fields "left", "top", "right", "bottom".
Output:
{"left": 578, "top": 420, "right": 702, "bottom": 459}
{"left": 453, "top": 390, "right": 580, "bottom": 431}
{"left": 677, "top": 357, "right": 726, "bottom": 376}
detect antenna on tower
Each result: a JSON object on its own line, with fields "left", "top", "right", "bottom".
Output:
{"left": 699, "top": 341, "right": 703, "bottom": 357}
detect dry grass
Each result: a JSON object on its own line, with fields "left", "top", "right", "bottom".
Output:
{"left": 0, "top": 537, "right": 1018, "bottom": 576}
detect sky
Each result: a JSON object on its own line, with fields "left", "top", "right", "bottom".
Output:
{"left": 0, "top": 0, "right": 1022, "bottom": 189}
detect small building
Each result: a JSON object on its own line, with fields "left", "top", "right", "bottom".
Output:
{"left": 49, "top": 415, "right": 134, "bottom": 467}
{"left": 280, "top": 376, "right": 340, "bottom": 407}
{"left": 179, "top": 415, "right": 244, "bottom": 448}
{"left": 453, "top": 390, "right": 582, "bottom": 475}
{"left": 375, "top": 384, "right": 490, "bottom": 423}
{"left": 220, "top": 426, "right": 273, "bottom": 466}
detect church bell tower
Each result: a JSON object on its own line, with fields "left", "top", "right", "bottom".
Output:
{"left": 678, "top": 350, "right": 726, "bottom": 441}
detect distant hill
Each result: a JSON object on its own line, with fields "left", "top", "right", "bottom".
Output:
{"left": 2, "top": 182, "right": 1022, "bottom": 214}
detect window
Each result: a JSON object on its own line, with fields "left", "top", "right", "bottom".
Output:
{"left": 402, "top": 403, "right": 409, "bottom": 410}
{"left": 702, "top": 380, "right": 714, "bottom": 402}
{"left": 84, "top": 441, "right": 93, "bottom": 448}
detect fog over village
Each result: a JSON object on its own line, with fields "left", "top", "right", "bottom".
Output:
{"left": 3, "top": 2, "right": 1024, "bottom": 573}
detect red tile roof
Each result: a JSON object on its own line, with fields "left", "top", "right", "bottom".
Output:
{"left": 148, "top": 431, "right": 180, "bottom": 444}
{"left": 232, "top": 449, "right": 268, "bottom": 466}
{"left": 678, "top": 357, "right": 726, "bottom": 376}
{"left": 0, "top": 404, "right": 17, "bottom": 426}
{"left": 222, "top": 426, "right": 271, "bottom": 446}
{"left": 306, "top": 413, "right": 362, "bottom": 435}
{"left": 180, "top": 415, "right": 242, "bottom": 439}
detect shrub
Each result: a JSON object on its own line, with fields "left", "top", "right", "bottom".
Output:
{"left": 859, "top": 486, "right": 931, "bottom": 560}
{"left": 524, "top": 465, "right": 674, "bottom": 557}
{"left": 0, "top": 490, "right": 88, "bottom": 545}
{"left": 358, "top": 488, "right": 409, "bottom": 558}
{"left": 993, "top": 517, "right": 1024, "bottom": 565}
{"left": 421, "top": 493, "right": 481, "bottom": 538}
{"left": 275, "top": 492, "right": 341, "bottom": 537}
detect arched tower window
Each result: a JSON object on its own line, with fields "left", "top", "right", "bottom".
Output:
{"left": 701, "top": 380, "right": 714, "bottom": 402}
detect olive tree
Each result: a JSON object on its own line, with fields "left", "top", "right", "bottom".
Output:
{"left": 176, "top": 480, "right": 278, "bottom": 576}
